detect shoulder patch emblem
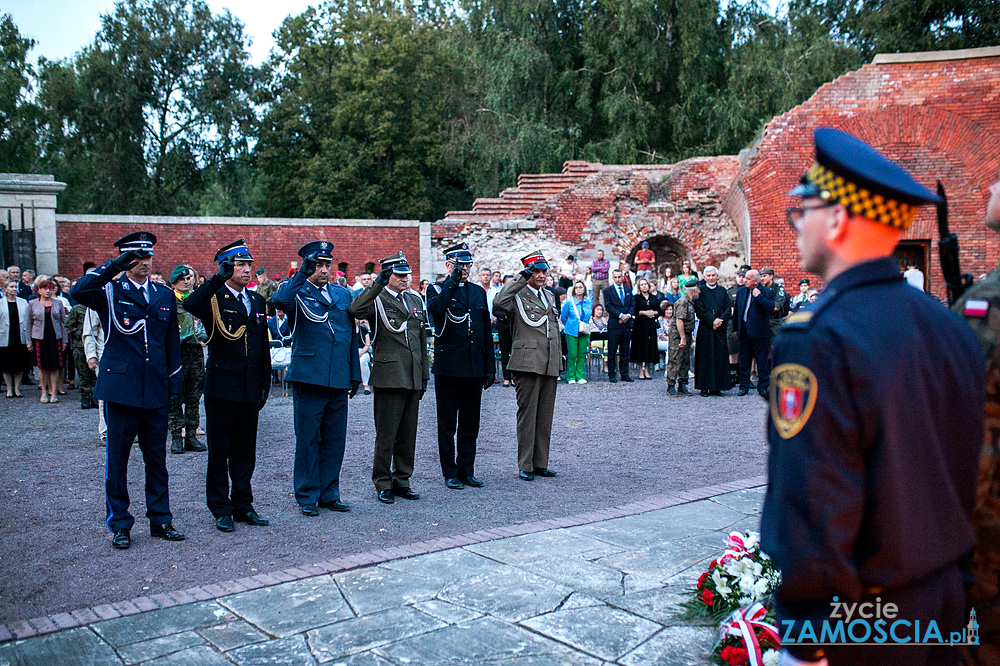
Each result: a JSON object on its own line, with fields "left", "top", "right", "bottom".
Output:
{"left": 964, "top": 299, "right": 989, "bottom": 318}
{"left": 770, "top": 363, "right": 818, "bottom": 439}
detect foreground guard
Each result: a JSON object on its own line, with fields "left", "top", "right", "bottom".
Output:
{"left": 70, "top": 232, "right": 185, "bottom": 549}
{"left": 349, "top": 252, "right": 429, "bottom": 504}
{"left": 761, "top": 128, "right": 984, "bottom": 666}
{"left": 427, "top": 243, "right": 493, "bottom": 490}
{"left": 184, "top": 240, "right": 272, "bottom": 532}
{"left": 273, "top": 241, "right": 360, "bottom": 516}
{"left": 494, "top": 251, "right": 561, "bottom": 481}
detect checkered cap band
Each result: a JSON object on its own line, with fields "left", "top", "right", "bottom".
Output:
{"left": 807, "top": 163, "right": 916, "bottom": 230}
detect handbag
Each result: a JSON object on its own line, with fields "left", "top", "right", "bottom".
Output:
{"left": 572, "top": 299, "right": 591, "bottom": 336}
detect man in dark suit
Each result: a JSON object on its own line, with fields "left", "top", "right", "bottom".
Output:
{"left": 273, "top": 241, "right": 361, "bottom": 516}
{"left": 427, "top": 243, "right": 493, "bottom": 491}
{"left": 70, "top": 231, "right": 185, "bottom": 550}
{"left": 183, "top": 239, "right": 272, "bottom": 533}
{"left": 602, "top": 269, "right": 634, "bottom": 382}
{"left": 733, "top": 269, "right": 774, "bottom": 397}
{"left": 267, "top": 309, "right": 291, "bottom": 341}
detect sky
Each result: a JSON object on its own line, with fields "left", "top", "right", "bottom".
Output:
{"left": 5, "top": 0, "right": 317, "bottom": 64}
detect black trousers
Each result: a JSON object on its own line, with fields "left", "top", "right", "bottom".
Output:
{"left": 738, "top": 335, "right": 771, "bottom": 393}
{"left": 292, "top": 383, "right": 348, "bottom": 505}
{"left": 204, "top": 396, "right": 259, "bottom": 517}
{"left": 607, "top": 324, "right": 632, "bottom": 378}
{"left": 104, "top": 403, "right": 171, "bottom": 532}
{"left": 435, "top": 375, "right": 482, "bottom": 479}
{"left": 498, "top": 329, "right": 513, "bottom": 381}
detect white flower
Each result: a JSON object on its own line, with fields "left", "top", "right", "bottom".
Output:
{"left": 752, "top": 577, "right": 770, "bottom": 600}
{"left": 712, "top": 570, "right": 733, "bottom": 598}
{"left": 763, "top": 649, "right": 780, "bottom": 666}
{"left": 744, "top": 532, "right": 760, "bottom": 550}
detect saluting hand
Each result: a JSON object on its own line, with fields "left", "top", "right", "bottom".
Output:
{"left": 217, "top": 258, "right": 235, "bottom": 280}
{"left": 301, "top": 253, "right": 318, "bottom": 277}
{"left": 376, "top": 267, "right": 393, "bottom": 287}
{"left": 111, "top": 250, "right": 142, "bottom": 273}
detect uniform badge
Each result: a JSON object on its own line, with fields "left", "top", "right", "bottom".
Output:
{"left": 964, "top": 299, "right": 989, "bottom": 318}
{"left": 770, "top": 363, "right": 818, "bottom": 439}
{"left": 123, "top": 318, "right": 130, "bottom": 326}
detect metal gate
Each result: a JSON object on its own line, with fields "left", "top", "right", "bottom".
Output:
{"left": 0, "top": 204, "right": 36, "bottom": 272}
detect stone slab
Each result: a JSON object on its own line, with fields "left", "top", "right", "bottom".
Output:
{"left": 378, "top": 548, "right": 497, "bottom": 582}
{"left": 91, "top": 602, "right": 230, "bottom": 647}
{"left": 308, "top": 606, "right": 447, "bottom": 662}
{"left": 0, "top": 627, "right": 122, "bottom": 666}
{"left": 411, "top": 600, "right": 483, "bottom": 626}
{"left": 614, "top": 585, "right": 715, "bottom": 627}
{"left": 334, "top": 566, "right": 446, "bottom": 617}
{"left": 708, "top": 487, "right": 766, "bottom": 516}
{"left": 318, "top": 653, "right": 396, "bottom": 666}
{"left": 142, "top": 645, "right": 232, "bottom": 666}
{"left": 116, "top": 631, "right": 204, "bottom": 665}
{"left": 517, "top": 554, "right": 629, "bottom": 600}
{"left": 437, "top": 565, "right": 573, "bottom": 623}
{"left": 463, "top": 530, "right": 623, "bottom": 565}
{"left": 227, "top": 634, "right": 317, "bottom": 666}
{"left": 618, "top": 625, "right": 717, "bottom": 666}
{"left": 520, "top": 605, "right": 661, "bottom": 661}
{"left": 198, "top": 620, "right": 269, "bottom": 652}
{"left": 219, "top": 576, "right": 352, "bottom": 638}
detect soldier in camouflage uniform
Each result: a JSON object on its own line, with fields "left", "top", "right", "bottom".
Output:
{"left": 956, "top": 177, "right": 1000, "bottom": 666}
{"left": 666, "top": 283, "right": 699, "bottom": 396}
{"left": 759, "top": 267, "right": 789, "bottom": 342}
{"left": 65, "top": 302, "right": 97, "bottom": 409}
{"left": 254, "top": 269, "right": 278, "bottom": 316}
{"left": 167, "top": 265, "right": 207, "bottom": 454}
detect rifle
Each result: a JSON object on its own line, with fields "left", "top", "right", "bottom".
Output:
{"left": 937, "top": 181, "right": 973, "bottom": 305}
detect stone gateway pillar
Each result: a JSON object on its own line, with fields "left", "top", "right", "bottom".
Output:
{"left": 0, "top": 174, "right": 67, "bottom": 275}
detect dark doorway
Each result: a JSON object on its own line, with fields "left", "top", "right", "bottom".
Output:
{"left": 365, "top": 261, "right": 375, "bottom": 274}
{"left": 338, "top": 262, "right": 349, "bottom": 276}
{"left": 893, "top": 240, "right": 929, "bottom": 292}
{"left": 625, "top": 235, "right": 688, "bottom": 286}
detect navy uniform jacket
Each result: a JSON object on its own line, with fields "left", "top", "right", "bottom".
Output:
{"left": 760, "top": 258, "right": 984, "bottom": 637}
{"left": 733, "top": 284, "right": 774, "bottom": 340}
{"left": 273, "top": 271, "right": 360, "bottom": 389}
{"left": 183, "top": 275, "right": 271, "bottom": 403}
{"left": 603, "top": 284, "right": 635, "bottom": 331}
{"left": 70, "top": 263, "right": 182, "bottom": 409}
{"left": 427, "top": 279, "right": 492, "bottom": 378}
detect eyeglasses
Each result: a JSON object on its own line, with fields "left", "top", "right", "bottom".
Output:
{"left": 786, "top": 202, "right": 839, "bottom": 231}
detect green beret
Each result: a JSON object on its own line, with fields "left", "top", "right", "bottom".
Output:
{"left": 170, "top": 265, "right": 191, "bottom": 284}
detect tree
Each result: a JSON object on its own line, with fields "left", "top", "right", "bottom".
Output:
{"left": 0, "top": 15, "right": 39, "bottom": 173}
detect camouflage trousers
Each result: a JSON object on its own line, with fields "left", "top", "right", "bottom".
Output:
{"left": 168, "top": 344, "right": 205, "bottom": 437}
{"left": 666, "top": 331, "right": 692, "bottom": 386}
{"left": 73, "top": 345, "right": 96, "bottom": 401}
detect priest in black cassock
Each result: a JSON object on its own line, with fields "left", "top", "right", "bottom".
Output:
{"left": 693, "top": 266, "right": 732, "bottom": 396}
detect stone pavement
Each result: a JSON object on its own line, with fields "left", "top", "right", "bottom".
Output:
{"left": 0, "top": 480, "right": 766, "bottom": 666}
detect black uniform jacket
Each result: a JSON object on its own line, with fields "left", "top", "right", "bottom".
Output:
{"left": 427, "top": 279, "right": 493, "bottom": 378}
{"left": 760, "top": 257, "right": 984, "bottom": 640}
{"left": 184, "top": 275, "right": 271, "bottom": 403}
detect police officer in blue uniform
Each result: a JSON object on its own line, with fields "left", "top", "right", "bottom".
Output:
{"left": 427, "top": 243, "right": 493, "bottom": 490}
{"left": 273, "top": 241, "right": 361, "bottom": 516}
{"left": 760, "top": 128, "right": 985, "bottom": 666}
{"left": 183, "top": 239, "right": 272, "bottom": 533}
{"left": 70, "top": 232, "right": 185, "bottom": 549}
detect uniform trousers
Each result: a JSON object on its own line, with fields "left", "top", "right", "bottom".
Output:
{"left": 204, "top": 397, "right": 259, "bottom": 518}
{"left": 73, "top": 345, "right": 96, "bottom": 402}
{"left": 666, "top": 333, "right": 691, "bottom": 387}
{"left": 738, "top": 335, "right": 771, "bottom": 393}
{"left": 168, "top": 344, "right": 204, "bottom": 437}
{"left": 372, "top": 387, "right": 420, "bottom": 490}
{"left": 511, "top": 371, "right": 556, "bottom": 472}
{"left": 292, "top": 382, "right": 348, "bottom": 505}
{"left": 607, "top": 324, "right": 632, "bottom": 378}
{"left": 435, "top": 375, "right": 482, "bottom": 479}
{"left": 497, "top": 329, "right": 513, "bottom": 381}
{"left": 104, "top": 402, "right": 172, "bottom": 532}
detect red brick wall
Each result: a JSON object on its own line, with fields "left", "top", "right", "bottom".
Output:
{"left": 742, "top": 54, "right": 1000, "bottom": 299}
{"left": 56, "top": 218, "right": 422, "bottom": 283}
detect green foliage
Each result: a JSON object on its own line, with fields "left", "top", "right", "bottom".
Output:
{"left": 0, "top": 15, "right": 39, "bottom": 173}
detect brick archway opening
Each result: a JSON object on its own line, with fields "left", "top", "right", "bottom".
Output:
{"left": 624, "top": 235, "right": 689, "bottom": 286}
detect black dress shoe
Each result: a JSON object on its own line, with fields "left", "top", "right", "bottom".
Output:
{"left": 667, "top": 386, "right": 678, "bottom": 396}
{"left": 170, "top": 435, "right": 185, "bottom": 454}
{"left": 533, "top": 468, "right": 557, "bottom": 477}
{"left": 460, "top": 475, "right": 484, "bottom": 488}
{"left": 111, "top": 528, "right": 131, "bottom": 549}
{"left": 620, "top": 375, "right": 634, "bottom": 382}
{"left": 758, "top": 389, "right": 769, "bottom": 398}
{"left": 216, "top": 515, "right": 235, "bottom": 532}
{"left": 392, "top": 487, "right": 420, "bottom": 500}
{"left": 737, "top": 387, "right": 749, "bottom": 396}
{"left": 234, "top": 510, "right": 270, "bottom": 525}
{"left": 699, "top": 390, "right": 710, "bottom": 397}
{"left": 185, "top": 436, "right": 207, "bottom": 452}
{"left": 377, "top": 490, "right": 395, "bottom": 504}
{"left": 709, "top": 390, "right": 724, "bottom": 396}
{"left": 300, "top": 504, "right": 319, "bottom": 516}
{"left": 608, "top": 376, "right": 618, "bottom": 383}
{"left": 519, "top": 470, "right": 534, "bottom": 481}
{"left": 150, "top": 522, "right": 185, "bottom": 541}
{"left": 318, "top": 500, "right": 350, "bottom": 512}
{"left": 445, "top": 477, "right": 464, "bottom": 490}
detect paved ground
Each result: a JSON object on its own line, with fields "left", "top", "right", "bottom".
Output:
{"left": 0, "top": 484, "right": 766, "bottom": 665}
{"left": 0, "top": 372, "right": 769, "bottom": 625}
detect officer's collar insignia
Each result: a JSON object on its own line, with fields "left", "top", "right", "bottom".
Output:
{"left": 122, "top": 282, "right": 129, "bottom": 290}
{"left": 964, "top": 299, "right": 989, "bottom": 318}
{"left": 770, "top": 363, "right": 818, "bottom": 440}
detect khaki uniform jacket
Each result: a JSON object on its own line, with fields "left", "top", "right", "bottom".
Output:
{"left": 349, "top": 283, "right": 429, "bottom": 390}
{"left": 494, "top": 274, "right": 561, "bottom": 377}
{"left": 674, "top": 295, "right": 696, "bottom": 335}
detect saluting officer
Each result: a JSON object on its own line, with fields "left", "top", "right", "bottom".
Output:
{"left": 761, "top": 128, "right": 984, "bottom": 666}
{"left": 349, "top": 252, "right": 429, "bottom": 504}
{"left": 426, "top": 243, "right": 493, "bottom": 491}
{"left": 70, "top": 231, "right": 185, "bottom": 550}
{"left": 494, "top": 251, "right": 561, "bottom": 481}
{"left": 273, "top": 241, "right": 361, "bottom": 517}
{"left": 183, "top": 240, "right": 272, "bottom": 533}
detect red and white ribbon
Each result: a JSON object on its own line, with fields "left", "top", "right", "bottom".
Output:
{"left": 721, "top": 531, "right": 750, "bottom": 564}
{"left": 719, "top": 603, "right": 780, "bottom": 666}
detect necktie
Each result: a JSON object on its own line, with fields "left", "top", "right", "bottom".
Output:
{"left": 744, "top": 291, "right": 753, "bottom": 322}
{"left": 139, "top": 285, "right": 147, "bottom": 305}
{"left": 319, "top": 287, "right": 331, "bottom": 304}
{"left": 538, "top": 289, "right": 548, "bottom": 309}
{"left": 617, "top": 285, "right": 624, "bottom": 303}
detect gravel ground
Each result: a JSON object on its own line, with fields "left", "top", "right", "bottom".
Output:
{"left": 0, "top": 372, "right": 769, "bottom": 623}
